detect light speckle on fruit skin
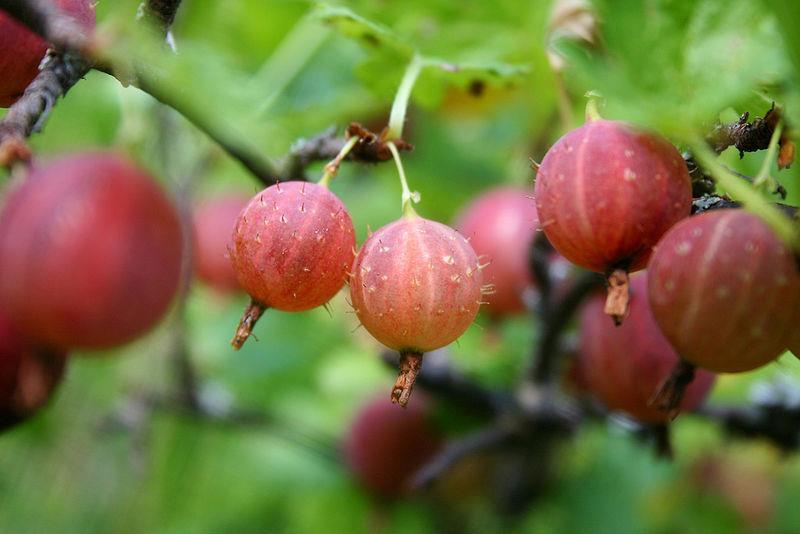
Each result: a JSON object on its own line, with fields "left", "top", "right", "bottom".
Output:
{"left": 349, "top": 216, "right": 482, "bottom": 353}
{"left": 231, "top": 181, "right": 355, "bottom": 312}
{"left": 647, "top": 210, "right": 800, "bottom": 373}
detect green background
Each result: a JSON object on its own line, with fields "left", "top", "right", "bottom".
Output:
{"left": 2, "top": 0, "right": 800, "bottom": 531}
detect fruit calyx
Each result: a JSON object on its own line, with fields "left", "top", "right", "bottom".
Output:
{"left": 391, "top": 351, "right": 423, "bottom": 407}
{"left": 604, "top": 267, "right": 630, "bottom": 325}
{"left": 230, "top": 299, "right": 267, "bottom": 350}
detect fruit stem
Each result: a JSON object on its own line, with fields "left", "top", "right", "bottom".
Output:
{"left": 690, "top": 139, "right": 799, "bottom": 250}
{"left": 648, "top": 358, "right": 696, "bottom": 420}
{"left": 387, "top": 141, "right": 419, "bottom": 217}
{"left": 391, "top": 351, "right": 423, "bottom": 407}
{"left": 318, "top": 135, "right": 360, "bottom": 188}
{"left": 387, "top": 53, "right": 424, "bottom": 141}
{"left": 603, "top": 268, "right": 629, "bottom": 326}
{"left": 752, "top": 121, "right": 784, "bottom": 193}
{"left": 230, "top": 299, "right": 267, "bottom": 350}
{"left": 584, "top": 92, "right": 603, "bottom": 122}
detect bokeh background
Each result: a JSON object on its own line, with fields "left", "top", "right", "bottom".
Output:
{"left": 2, "top": 0, "right": 800, "bottom": 532}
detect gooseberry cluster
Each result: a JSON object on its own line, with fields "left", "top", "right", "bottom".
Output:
{"left": 535, "top": 117, "right": 800, "bottom": 419}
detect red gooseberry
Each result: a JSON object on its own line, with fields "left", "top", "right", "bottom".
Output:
{"left": 192, "top": 194, "right": 248, "bottom": 294}
{"left": 456, "top": 186, "right": 539, "bottom": 318}
{"left": 349, "top": 214, "right": 483, "bottom": 406}
{"left": 0, "top": 152, "right": 184, "bottom": 350}
{"left": 229, "top": 181, "right": 356, "bottom": 348}
{"left": 535, "top": 119, "right": 691, "bottom": 323}
{"left": 344, "top": 395, "right": 442, "bottom": 499}
{"left": 648, "top": 209, "right": 800, "bottom": 373}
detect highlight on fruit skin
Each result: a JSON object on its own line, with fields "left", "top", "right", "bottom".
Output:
{"left": 455, "top": 186, "right": 539, "bottom": 318}
{"left": 349, "top": 215, "right": 483, "bottom": 407}
{"left": 343, "top": 395, "right": 442, "bottom": 499}
{"left": 577, "top": 272, "right": 715, "bottom": 423}
{"left": 534, "top": 119, "right": 692, "bottom": 324}
{"left": 647, "top": 209, "right": 800, "bottom": 373}
{"left": 192, "top": 194, "right": 249, "bottom": 294}
{"left": 229, "top": 181, "right": 356, "bottom": 349}
{"left": 0, "top": 310, "right": 67, "bottom": 432}
{"left": 0, "top": 0, "right": 96, "bottom": 107}
{"left": 0, "top": 152, "right": 184, "bottom": 350}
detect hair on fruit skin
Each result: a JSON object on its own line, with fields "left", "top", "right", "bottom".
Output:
{"left": 534, "top": 119, "right": 691, "bottom": 324}
{"left": 344, "top": 395, "right": 442, "bottom": 499}
{"left": 578, "top": 272, "right": 715, "bottom": 423}
{"left": 0, "top": 0, "right": 96, "bottom": 107}
{"left": 0, "top": 152, "right": 184, "bottom": 350}
{"left": 192, "top": 194, "right": 249, "bottom": 293}
{"left": 0, "top": 310, "right": 66, "bottom": 432}
{"left": 648, "top": 209, "right": 800, "bottom": 373}
{"left": 349, "top": 215, "right": 484, "bottom": 407}
{"left": 229, "top": 181, "right": 356, "bottom": 349}
{"left": 455, "top": 186, "right": 539, "bottom": 318}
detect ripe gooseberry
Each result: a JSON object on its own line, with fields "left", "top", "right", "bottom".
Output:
{"left": 0, "top": 152, "right": 184, "bottom": 349}
{"left": 578, "top": 272, "right": 715, "bottom": 422}
{"left": 344, "top": 395, "right": 442, "bottom": 499}
{"left": 229, "top": 181, "right": 356, "bottom": 348}
{"left": 534, "top": 119, "right": 691, "bottom": 324}
{"left": 0, "top": 310, "right": 66, "bottom": 432}
{"left": 350, "top": 214, "right": 483, "bottom": 406}
{"left": 455, "top": 186, "right": 539, "bottom": 318}
{"left": 648, "top": 209, "right": 800, "bottom": 373}
{"left": 192, "top": 194, "right": 248, "bottom": 294}
{"left": 0, "top": 0, "right": 95, "bottom": 107}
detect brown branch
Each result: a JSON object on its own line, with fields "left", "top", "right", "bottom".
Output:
{"left": 0, "top": 51, "right": 90, "bottom": 166}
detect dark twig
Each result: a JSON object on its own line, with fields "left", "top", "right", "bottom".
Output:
{"left": 529, "top": 232, "right": 554, "bottom": 315}
{"left": 529, "top": 271, "right": 605, "bottom": 384}
{"left": 410, "top": 424, "right": 516, "bottom": 489}
{"left": 698, "top": 404, "right": 800, "bottom": 451}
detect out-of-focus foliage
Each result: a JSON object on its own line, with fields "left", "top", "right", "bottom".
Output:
{"left": 1, "top": 0, "right": 800, "bottom": 532}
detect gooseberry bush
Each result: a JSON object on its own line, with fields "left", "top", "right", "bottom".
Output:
{"left": 1, "top": 0, "right": 799, "bottom": 532}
